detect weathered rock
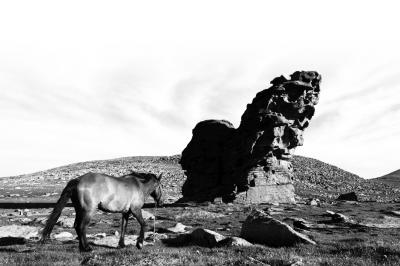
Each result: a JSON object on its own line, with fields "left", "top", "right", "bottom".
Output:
{"left": 0, "top": 225, "right": 40, "bottom": 239}
{"left": 190, "top": 228, "right": 226, "bottom": 247}
{"left": 217, "top": 236, "right": 253, "bottom": 247}
{"left": 240, "top": 209, "right": 316, "bottom": 246}
{"left": 337, "top": 192, "right": 358, "bottom": 201}
{"left": 179, "top": 71, "right": 321, "bottom": 203}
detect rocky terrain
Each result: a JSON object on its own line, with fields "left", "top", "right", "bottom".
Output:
{"left": 373, "top": 169, "right": 400, "bottom": 187}
{"left": 1, "top": 155, "right": 398, "bottom": 203}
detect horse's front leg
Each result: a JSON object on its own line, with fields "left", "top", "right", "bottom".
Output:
{"left": 132, "top": 209, "right": 146, "bottom": 249}
{"left": 118, "top": 212, "right": 130, "bottom": 248}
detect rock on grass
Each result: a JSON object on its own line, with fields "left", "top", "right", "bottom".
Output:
{"left": 240, "top": 209, "right": 316, "bottom": 246}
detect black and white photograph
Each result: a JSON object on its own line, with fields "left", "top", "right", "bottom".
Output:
{"left": 1, "top": 1, "right": 400, "bottom": 265}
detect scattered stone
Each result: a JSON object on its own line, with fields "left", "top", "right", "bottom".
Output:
{"left": 240, "top": 209, "right": 316, "bottom": 247}
{"left": 337, "top": 192, "right": 358, "bottom": 201}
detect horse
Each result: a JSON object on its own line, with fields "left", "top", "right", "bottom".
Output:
{"left": 41, "top": 170, "right": 163, "bottom": 251}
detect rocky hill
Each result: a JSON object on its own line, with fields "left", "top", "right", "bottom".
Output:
{"left": 373, "top": 169, "right": 400, "bottom": 186}
{"left": 291, "top": 156, "right": 399, "bottom": 202}
{"left": 1, "top": 155, "right": 398, "bottom": 203}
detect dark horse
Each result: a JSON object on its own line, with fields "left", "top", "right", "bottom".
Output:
{"left": 41, "top": 171, "right": 163, "bottom": 251}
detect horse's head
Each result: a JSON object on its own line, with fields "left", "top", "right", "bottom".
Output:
{"left": 150, "top": 173, "right": 164, "bottom": 207}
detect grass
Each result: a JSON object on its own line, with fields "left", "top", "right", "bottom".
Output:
{"left": 1, "top": 238, "right": 400, "bottom": 266}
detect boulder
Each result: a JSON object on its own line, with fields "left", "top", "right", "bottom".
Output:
{"left": 240, "top": 209, "right": 316, "bottom": 246}
{"left": 337, "top": 192, "right": 358, "bottom": 201}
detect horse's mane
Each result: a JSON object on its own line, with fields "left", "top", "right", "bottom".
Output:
{"left": 129, "top": 170, "right": 157, "bottom": 184}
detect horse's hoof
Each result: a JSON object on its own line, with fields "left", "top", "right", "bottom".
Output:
{"left": 136, "top": 242, "right": 143, "bottom": 249}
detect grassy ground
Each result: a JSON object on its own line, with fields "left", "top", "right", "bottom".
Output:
{"left": 1, "top": 236, "right": 400, "bottom": 265}
{"left": 1, "top": 202, "right": 400, "bottom": 265}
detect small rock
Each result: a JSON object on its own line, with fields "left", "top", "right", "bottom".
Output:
{"left": 54, "top": 232, "right": 74, "bottom": 240}
{"left": 19, "top": 218, "right": 33, "bottom": 225}
{"left": 166, "top": 223, "right": 191, "bottom": 233}
{"left": 325, "top": 210, "right": 352, "bottom": 223}
{"left": 190, "top": 228, "right": 226, "bottom": 248}
{"left": 308, "top": 198, "right": 320, "bottom": 206}
{"left": 141, "top": 210, "right": 155, "bottom": 220}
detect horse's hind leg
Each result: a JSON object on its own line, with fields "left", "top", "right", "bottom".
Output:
{"left": 71, "top": 195, "right": 84, "bottom": 250}
{"left": 118, "top": 212, "right": 130, "bottom": 248}
{"left": 78, "top": 210, "right": 94, "bottom": 252}
{"left": 131, "top": 208, "right": 146, "bottom": 249}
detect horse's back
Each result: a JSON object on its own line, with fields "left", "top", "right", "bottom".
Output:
{"left": 76, "top": 172, "right": 144, "bottom": 212}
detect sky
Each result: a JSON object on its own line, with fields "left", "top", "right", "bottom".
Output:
{"left": 0, "top": 0, "right": 399, "bottom": 179}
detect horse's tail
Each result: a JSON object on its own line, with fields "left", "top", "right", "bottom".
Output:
{"left": 41, "top": 178, "right": 79, "bottom": 242}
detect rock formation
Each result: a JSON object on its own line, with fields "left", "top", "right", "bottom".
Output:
{"left": 180, "top": 71, "right": 321, "bottom": 203}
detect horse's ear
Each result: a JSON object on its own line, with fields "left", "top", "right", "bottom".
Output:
{"left": 158, "top": 173, "right": 163, "bottom": 181}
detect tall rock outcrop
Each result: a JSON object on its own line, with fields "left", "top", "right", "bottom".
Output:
{"left": 179, "top": 71, "right": 321, "bottom": 203}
